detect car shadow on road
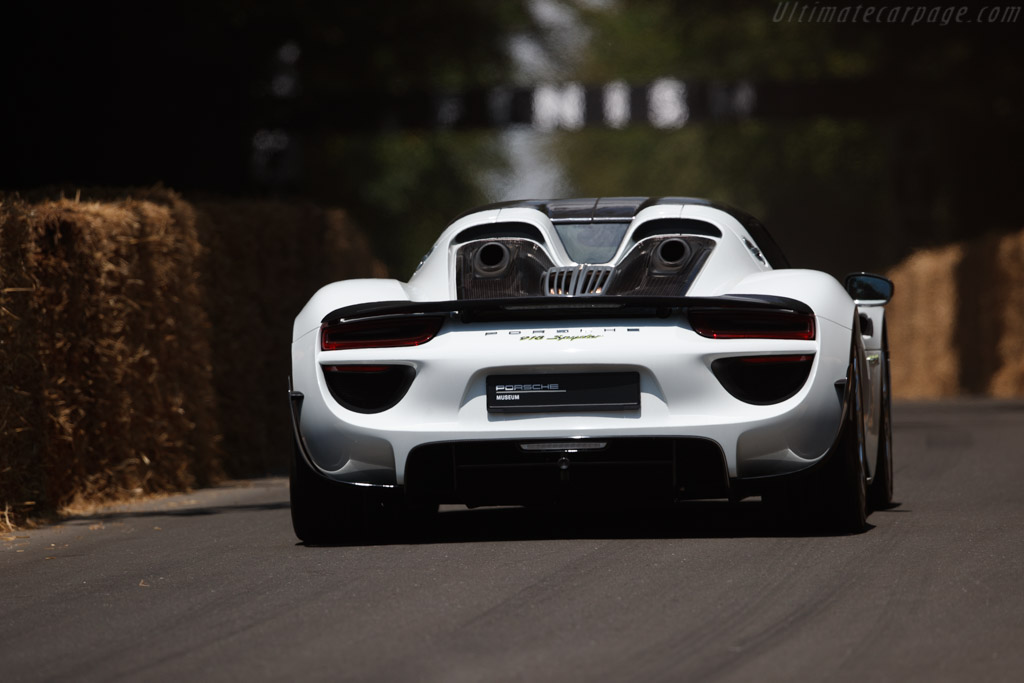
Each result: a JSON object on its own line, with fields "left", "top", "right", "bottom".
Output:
{"left": 306, "top": 499, "right": 902, "bottom": 547}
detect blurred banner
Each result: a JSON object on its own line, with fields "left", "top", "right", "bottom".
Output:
{"left": 251, "top": 77, "right": 949, "bottom": 134}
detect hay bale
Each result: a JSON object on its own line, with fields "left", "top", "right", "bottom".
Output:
{"left": 1, "top": 199, "right": 47, "bottom": 526}
{"left": 886, "top": 227, "right": 1024, "bottom": 399}
{"left": 1, "top": 188, "right": 385, "bottom": 528}
{"left": 0, "top": 190, "right": 219, "bottom": 526}
{"left": 990, "top": 230, "right": 1024, "bottom": 396}
{"left": 886, "top": 244, "right": 963, "bottom": 398}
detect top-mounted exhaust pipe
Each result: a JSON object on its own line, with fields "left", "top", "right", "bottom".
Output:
{"left": 651, "top": 237, "right": 690, "bottom": 273}
{"left": 473, "top": 241, "right": 511, "bottom": 278}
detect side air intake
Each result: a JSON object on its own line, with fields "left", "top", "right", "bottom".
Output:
{"left": 544, "top": 265, "right": 614, "bottom": 297}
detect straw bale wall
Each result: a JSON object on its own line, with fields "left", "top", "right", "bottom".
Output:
{"left": 0, "top": 189, "right": 383, "bottom": 527}
{"left": 886, "top": 228, "right": 1024, "bottom": 399}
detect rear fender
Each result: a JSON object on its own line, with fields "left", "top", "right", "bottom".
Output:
{"left": 293, "top": 279, "right": 411, "bottom": 342}
{"left": 736, "top": 312, "right": 866, "bottom": 497}
{"left": 726, "top": 269, "right": 856, "bottom": 332}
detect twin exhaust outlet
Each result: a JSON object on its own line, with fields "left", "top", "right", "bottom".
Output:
{"left": 471, "top": 238, "right": 692, "bottom": 296}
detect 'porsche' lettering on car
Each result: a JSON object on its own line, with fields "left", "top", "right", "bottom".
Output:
{"left": 496, "top": 383, "right": 560, "bottom": 392}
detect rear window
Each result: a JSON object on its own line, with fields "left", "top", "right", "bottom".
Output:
{"left": 554, "top": 222, "right": 629, "bottom": 264}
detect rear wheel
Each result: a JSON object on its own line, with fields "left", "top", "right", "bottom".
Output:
{"left": 818, "top": 338, "right": 869, "bottom": 533}
{"left": 290, "top": 443, "right": 436, "bottom": 543}
{"left": 290, "top": 444, "right": 405, "bottom": 544}
{"left": 766, "top": 334, "right": 868, "bottom": 534}
{"left": 868, "top": 326, "right": 894, "bottom": 509}
{"left": 290, "top": 443, "right": 365, "bottom": 544}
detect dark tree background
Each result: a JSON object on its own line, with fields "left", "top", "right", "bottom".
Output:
{"left": 0, "top": 0, "right": 534, "bottom": 274}
{"left": 3, "top": 0, "right": 1023, "bottom": 277}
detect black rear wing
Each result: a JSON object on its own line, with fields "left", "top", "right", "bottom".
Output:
{"left": 322, "top": 295, "right": 812, "bottom": 325}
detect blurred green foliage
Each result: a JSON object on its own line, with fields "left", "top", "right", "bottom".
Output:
{"left": 555, "top": 120, "right": 899, "bottom": 272}
{"left": 308, "top": 130, "right": 507, "bottom": 276}
{"left": 270, "top": 1, "right": 537, "bottom": 276}
{"left": 557, "top": 0, "right": 1024, "bottom": 276}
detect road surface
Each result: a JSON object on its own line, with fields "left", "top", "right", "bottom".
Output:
{"left": 3, "top": 400, "right": 1023, "bottom": 682}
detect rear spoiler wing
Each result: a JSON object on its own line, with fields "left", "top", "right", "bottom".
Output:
{"left": 322, "top": 295, "right": 812, "bottom": 325}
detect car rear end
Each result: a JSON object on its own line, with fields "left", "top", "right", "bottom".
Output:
{"left": 291, "top": 298, "right": 846, "bottom": 507}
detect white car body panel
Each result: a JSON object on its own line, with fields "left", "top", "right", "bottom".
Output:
{"left": 290, "top": 197, "right": 892, "bottom": 508}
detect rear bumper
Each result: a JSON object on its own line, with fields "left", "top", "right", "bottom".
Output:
{"left": 290, "top": 314, "right": 850, "bottom": 499}
{"left": 289, "top": 393, "right": 844, "bottom": 504}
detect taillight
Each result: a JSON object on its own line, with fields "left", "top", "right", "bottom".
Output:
{"left": 320, "top": 316, "right": 443, "bottom": 351}
{"left": 711, "top": 354, "right": 815, "bottom": 405}
{"left": 688, "top": 309, "right": 815, "bottom": 340}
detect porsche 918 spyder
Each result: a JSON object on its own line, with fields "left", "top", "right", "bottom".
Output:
{"left": 289, "top": 197, "right": 894, "bottom": 542}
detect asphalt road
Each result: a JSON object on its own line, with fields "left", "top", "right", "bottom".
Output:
{"left": 4, "top": 400, "right": 1024, "bottom": 682}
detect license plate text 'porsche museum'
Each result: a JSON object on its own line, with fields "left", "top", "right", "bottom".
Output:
{"left": 289, "top": 197, "right": 894, "bottom": 542}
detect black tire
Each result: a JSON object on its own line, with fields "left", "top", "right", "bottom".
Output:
{"left": 290, "top": 443, "right": 362, "bottom": 544}
{"left": 818, "top": 338, "right": 869, "bottom": 533}
{"left": 291, "top": 442, "right": 432, "bottom": 544}
{"left": 868, "top": 326, "right": 894, "bottom": 510}
{"left": 766, "top": 331, "right": 868, "bottom": 534}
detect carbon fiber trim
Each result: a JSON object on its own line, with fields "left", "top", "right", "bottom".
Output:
{"left": 605, "top": 236, "right": 716, "bottom": 297}
{"left": 455, "top": 238, "right": 554, "bottom": 300}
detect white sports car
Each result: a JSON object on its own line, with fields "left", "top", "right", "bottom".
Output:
{"left": 289, "top": 197, "right": 894, "bottom": 541}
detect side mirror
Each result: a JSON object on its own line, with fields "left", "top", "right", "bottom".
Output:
{"left": 844, "top": 272, "right": 894, "bottom": 304}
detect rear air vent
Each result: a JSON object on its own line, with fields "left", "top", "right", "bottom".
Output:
{"left": 544, "top": 265, "right": 614, "bottom": 296}
{"left": 453, "top": 222, "right": 546, "bottom": 245}
{"left": 404, "top": 437, "right": 729, "bottom": 505}
{"left": 322, "top": 364, "right": 416, "bottom": 413}
{"left": 630, "top": 218, "right": 722, "bottom": 242}
{"left": 711, "top": 355, "right": 815, "bottom": 405}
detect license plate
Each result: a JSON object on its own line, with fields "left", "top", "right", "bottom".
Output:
{"left": 487, "top": 372, "right": 640, "bottom": 413}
